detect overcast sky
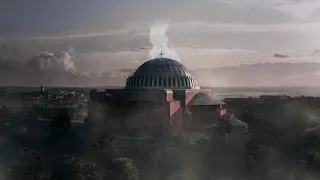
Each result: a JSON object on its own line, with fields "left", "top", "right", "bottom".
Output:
{"left": 2, "top": 0, "right": 320, "bottom": 73}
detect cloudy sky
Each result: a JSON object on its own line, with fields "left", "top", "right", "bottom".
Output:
{"left": 2, "top": 0, "right": 320, "bottom": 76}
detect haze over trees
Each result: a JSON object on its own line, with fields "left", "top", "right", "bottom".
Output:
{"left": 1, "top": 95, "right": 320, "bottom": 179}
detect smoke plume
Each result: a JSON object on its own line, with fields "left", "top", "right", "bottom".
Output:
{"left": 148, "top": 21, "right": 181, "bottom": 62}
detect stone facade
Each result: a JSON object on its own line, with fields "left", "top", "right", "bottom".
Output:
{"left": 88, "top": 88, "right": 217, "bottom": 138}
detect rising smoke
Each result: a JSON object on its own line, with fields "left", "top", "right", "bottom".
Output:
{"left": 148, "top": 21, "right": 181, "bottom": 62}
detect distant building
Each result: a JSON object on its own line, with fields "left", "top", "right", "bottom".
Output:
{"left": 40, "top": 85, "right": 45, "bottom": 93}
{"left": 88, "top": 57, "right": 247, "bottom": 141}
{"left": 259, "top": 95, "right": 289, "bottom": 100}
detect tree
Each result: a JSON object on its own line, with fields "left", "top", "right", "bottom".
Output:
{"left": 51, "top": 155, "right": 97, "bottom": 180}
{"left": 108, "top": 157, "right": 138, "bottom": 180}
{"left": 6, "top": 148, "right": 47, "bottom": 180}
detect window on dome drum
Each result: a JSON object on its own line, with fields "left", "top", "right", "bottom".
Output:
{"left": 138, "top": 78, "right": 141, "bottom": 87}
{"left": 133, "top": 78, "right": 136, "bottom": 87}
{"left": 164, "top": 79, "right": 167, "bottom": 86}
{"left": 149, "top": 78, "right": 152, "bottom": 86}
{"left": 173, "top": 79, "right": 176, "bottom": 87}
{"left": 136, "top": 78, "right": 139, "bottom": 87}
{"left": 159, "top": 78, "right": 162, "bottom": 86}
{"left": 154, "top": 78, "right": 157, "bottom": 86}
{"left": 144, "top": 77, "right": 148, "bottom": 86}
{"left": 177, "top": 79, "right": 181, "bottom": 87}
{"left": 181, "top": 78, "right": 185, "bottom": 86}
{"left": 168, "top": 78, "right": 172, "bottom": 86}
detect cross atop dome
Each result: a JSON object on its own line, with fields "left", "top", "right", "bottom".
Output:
{"left": 159, "top": 51, "right": 164, "bottom": 58}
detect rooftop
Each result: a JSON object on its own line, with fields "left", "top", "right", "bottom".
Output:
{"left": 125, "top": 58, "right": 200, "bottom": 90}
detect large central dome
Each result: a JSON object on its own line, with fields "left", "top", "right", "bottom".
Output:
{"left": 125, "top": 58, "right": 200, "bottom": 90}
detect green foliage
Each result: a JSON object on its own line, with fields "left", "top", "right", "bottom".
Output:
{"left": 109, "top": 157, "right": 138, "bottom": 180}
{"left": 6, "top": 148, "right": 47, "bottom": 180}
{"left": 53, "top": 156, "right": 97, "bottom": 180}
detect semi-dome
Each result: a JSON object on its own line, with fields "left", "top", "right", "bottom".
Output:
{"left": 125, "top": 58, "right": 200, "bottom": 89}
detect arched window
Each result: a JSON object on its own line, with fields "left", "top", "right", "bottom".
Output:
{"left": 153, "top": 78, "right": 157, "bottom": 86}
{"left": 159, "top": 78, "right": 162, "bottom": 86}
{"left": 144, "top": 77, "right": 148, "bottom": 86}
{"left": 136, "top": 77, "right": 139, "bottom": 87}
{"left": 139, "top": 77, "right": 143, "bottom": 87}
{"left": 164, "top": 78, "right": 167, "bottom": 86}
{"left": 186, "top": 78, "right": 189, "bottom": 87}
{"left": 136, "top": 78, "right": 139, "bottom": 87}
{"left": 140, "top": 77, "right": 144, "bottom": 87}
{"left": 186, "top": 78, "right": 190, "bottom": 87}
{"left": 133, "top": 78, "right": 137, "bottom": 87}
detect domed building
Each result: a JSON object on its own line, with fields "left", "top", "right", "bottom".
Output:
{"left": 125, "top": 58, "right": 199, "bottom": 90}
{"left": 87, "top": 57, "right": 246, "bottom": 140}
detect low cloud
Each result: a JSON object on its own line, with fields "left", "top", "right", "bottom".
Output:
{"left": 25, "top": 30, "right": 129, "bottom": 41}
{"left": 69, "top": 46, "right": 320, "bottom": 71}
{"left": 211, "top": 0, "right": 320, "bottom": 20}
{"left": 28, "top": 49, "right": 77, "bottom": 73}
{"left": 24, "top": 23, "right": 149, "bottom": 41}
{"left": 73, "top": 47, "right": 260, "bottom": 71}
{"left": 2, "top": 19, "right": 320, "bottom": 85}
{"left": 23, "top": 21, "right": 320, "bottom": 44}
{"left": 2, "top": 45, "right": 320, "bottom": 87}
{"left": 0, "top": 46, "right": 83, "bottom": 86}
{"left": 171, "top": 21, "right": 320, "bottom": 34}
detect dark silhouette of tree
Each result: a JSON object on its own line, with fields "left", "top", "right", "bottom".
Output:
{"left": 108, "top": 157, "right": 138, "bottom": 180}
{"left": 51, "top": 155, "right": 97, "bottom": 180}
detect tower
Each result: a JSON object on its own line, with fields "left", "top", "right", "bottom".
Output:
{"left": 40, "top": 85, "right": 45, "bottom": 93}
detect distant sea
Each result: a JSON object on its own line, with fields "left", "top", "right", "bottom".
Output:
{"left": 1, "top": 86, "right": 320, "bottom": 99}
{"left": 211, "top": 87, "right": 320, "bottom": 99}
